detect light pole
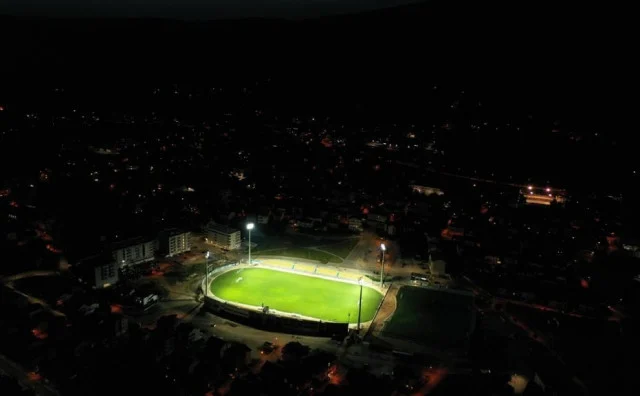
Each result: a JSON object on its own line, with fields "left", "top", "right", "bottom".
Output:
{"left": 246, "top": 223, "right": 254, "bottom": 265}
{"left": 205, "top": 251, "right": 210, "bottom": 297}
{"left": 357, "top": 277, "right": 363, "bottom": 332}
{"left": 380, "top": 243, "right": 386, "bottom": 288}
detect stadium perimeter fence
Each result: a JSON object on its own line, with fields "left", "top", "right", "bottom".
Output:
{"left": 202, "top": 263, "right": 356, "bottom": 338}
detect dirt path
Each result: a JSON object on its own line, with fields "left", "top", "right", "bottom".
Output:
{"left": 367, "top": 284, "right": 399, "bottom": 339}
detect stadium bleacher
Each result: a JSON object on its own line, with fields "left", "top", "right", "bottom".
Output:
{"left": 316, "top": 267, "right": 339, "bottom": 278}
{"left": 293, "top": 263, "right": 316, "bottom": 273}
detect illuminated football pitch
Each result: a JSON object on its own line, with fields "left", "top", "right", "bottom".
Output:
{"left": 209, "top": 267, "right": 383, "bottom": 323}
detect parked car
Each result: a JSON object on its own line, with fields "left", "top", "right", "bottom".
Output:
{"left": 259, "top": 341, "right": 278, "bottom": 355}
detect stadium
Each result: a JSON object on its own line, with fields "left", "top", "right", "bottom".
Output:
{"left": 202, "top": 259, "right": 384, "bottom": 329}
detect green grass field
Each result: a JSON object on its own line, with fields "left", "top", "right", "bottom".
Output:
{"left": 210, "top": 268, "right": 383, "bottom": 323}
{"left": 316, "top": 238, "right": 359, "bottom": 259}
{"left": 383, "top": 286, "right": 474, "bottom": 347}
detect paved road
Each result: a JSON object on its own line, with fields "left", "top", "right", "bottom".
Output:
{"left": 1, "top": 272, "right": 66, "bottom": 318}
{"left": 190, "top": 311, "right": 395, "bottom": 375}
{"left": 344, "top": 231, "right": 377, "bottom": 270}
{"left": 0, "top": 270, "right": 59, "bottom": 284}
{"left": 137, "top": 299, "right": 202, "bottom": 328}
{"left": 0, "top": 354, "right": 60, "bottom": 396}
{"left": 135, "top": 286, "right": 397, "bottom": 374}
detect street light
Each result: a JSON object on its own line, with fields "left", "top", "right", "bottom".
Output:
{"left": 357, "top": 277, "right": 363, "bottom": 332}
{"left": 380, "top": 243, "right": 386, "bottom": 288}
{"left": 205, "top": 251, "right": 210, "bottom": 297}
{"left": 246, "top": 223, "right": 254, "bottom": 265}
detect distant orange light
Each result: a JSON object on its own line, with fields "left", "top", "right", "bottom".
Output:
{"left": 581, "top": 279, "right": 589, "bottom": 289}
{"left": 31, "top": 328, "right": 48, "bottom": 340}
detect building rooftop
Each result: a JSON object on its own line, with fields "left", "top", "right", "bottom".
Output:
{"left": 162, "top": 228, "right": 190, "bottom": 237}
{"left": 111, "top": 236, "right": 155, "bottom": 250}
{"left": 79, "top": 253, "right": 115, "bottom": 268}
{"left": 206, "top": 222, "right": 239, "bottom": 235}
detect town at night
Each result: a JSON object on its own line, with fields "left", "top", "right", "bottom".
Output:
{"left": 0, "top": 2, "right": 634, "bottom": 395}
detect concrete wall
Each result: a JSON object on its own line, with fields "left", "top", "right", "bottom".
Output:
{"left": 204, "top": 296, "right": 348, "bottom": 338}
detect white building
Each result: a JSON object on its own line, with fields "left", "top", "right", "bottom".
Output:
{"left": 429, "top": 259, "right": 447, "bottom": 276}
{"left": 366, "top": 212, "right": 387, "bottom": 229}
{"left": 387, "top": 224, "right": 396, "bottom": 236}
{"left": 205, "top": 222, "right": 241, "bottom": 250}
{"left": 158, "top": 229, "right": 191, "bottom": 257}
{"left": 410, "top": 185, "right": 444, "bottom": 196}
{"left": 622, "top": 237, "right": 640, "bottom": 259}
{"left": 348, "top": 217, "right": 363, "bottom": 232}
{"left": 295, "top": 218, "right": 315, "bottom": 229}
{"left": 112, "top": 237, "right": 156, "bottom": 266}
{"left": 79, "top": 254, "right": 119, "bottom": 289}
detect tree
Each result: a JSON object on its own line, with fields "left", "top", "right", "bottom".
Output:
{"left": 281, "top": 341, "right": 310, "bottom": 363}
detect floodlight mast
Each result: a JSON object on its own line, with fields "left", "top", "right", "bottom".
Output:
{"left": 357, "top": 277, "right": 363, "bottom": 332}
{"left": 205, "top": 251, "right": 210, "bottom": 297}
{"left": 246, "top": 223, "right": 254, "bottom": 265}
{"left": 380, "top": 244, "right": 386, "bottom": 288}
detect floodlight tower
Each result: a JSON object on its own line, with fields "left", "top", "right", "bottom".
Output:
{"left": 205, "top": 251, "right": 210, "bottom": 297}
{"left": 357, "top": 277, "right": 363, "bottom": 332}
{"left": 380, "top": 243, "right": 386, "bottom": 288}
{"left": 246, "top": 223, "right": 255, "bottom": 265}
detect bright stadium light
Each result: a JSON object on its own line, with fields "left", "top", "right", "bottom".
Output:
{"left": 247, "top": 223, "right": 255, "bottom": 265}
{"left": 380, "top": 244, "right": 386, "bottom": 288}
{"left": 204, "top": 251, "right": 210, "bottom": 297}
{"left": 357, "top": 277, "right": 363, "bottom": 332}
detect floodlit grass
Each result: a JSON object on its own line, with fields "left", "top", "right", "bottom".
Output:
{"left": 210, "top": 268, "right": 383, "bottom": 322}
{"left": 316, "top": 238, "right": 359, "bottom": 259}
{"left": 383, "top": 286, "right": 474, "bottom": 346}
{"left": 257, "top": 247, "right": 342, "bottom": 263}
{"left": 253, "top": 234, "right": 333, "bottom": 251}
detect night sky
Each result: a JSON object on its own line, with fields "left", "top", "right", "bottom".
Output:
{"left": 0, "top": 0, "right": 424, "bottom": 19}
